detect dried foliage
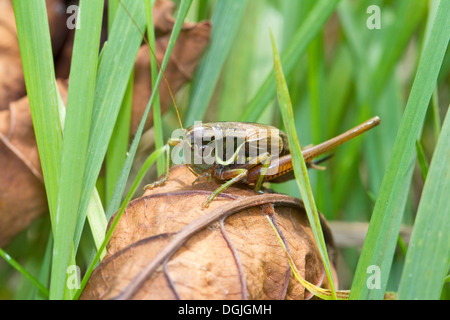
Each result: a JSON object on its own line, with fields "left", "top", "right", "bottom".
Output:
{"left": 0, "top": 0, "right": 67, "bottom": 111}
{"left": 131, "top": 0, "right": 211, "bottom": 134}
{"left": 0, "top": 79, "right": 68, "bottom": 247}
{"left": 81, "top": 165, "right": 337, "bottom": 300}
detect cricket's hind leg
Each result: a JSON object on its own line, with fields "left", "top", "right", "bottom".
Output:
{"left": 202, "top": 168, "right": 248, "bottom": 209}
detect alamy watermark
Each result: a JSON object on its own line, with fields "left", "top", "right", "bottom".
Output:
{"left": 366, "top": 265, "right": 381, "bottom": 289}
{"left": 366, "top": 5, "right": 381, "bottom": 30}
{"left": 66, "top": 5, "right": 80, "bottom": 30}
{"left": 66, "top": 265, "right": 81, "bottom": 290}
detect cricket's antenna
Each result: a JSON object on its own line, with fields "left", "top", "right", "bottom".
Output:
{"left": 118, "top": 0, "right": 184, "bottom": 130}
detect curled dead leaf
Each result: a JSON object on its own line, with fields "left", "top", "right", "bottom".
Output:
{"left": 0, "top": 0, "right": 68, "bottom": 111}
{"left": 131, "top": 5, "right": 211, "bottom": 135}
{"left": 0, "top": 79, "right": 68, "bottom": 247}
{"left": 80, "top": 165, "right": 337, "bottom": 300}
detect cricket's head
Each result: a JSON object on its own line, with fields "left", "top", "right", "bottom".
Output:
{"left": 167, "top": 124, "right": 217, "bottom": 173}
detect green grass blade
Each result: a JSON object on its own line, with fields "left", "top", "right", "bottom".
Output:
{"left": 86, "top": 189, "right": 107, "bottom": 257}
{"left": 146, "top": 0, "right": 164, "bottom": 176}
{"left": 431, "top": 88, "right": 442, "bottom": 139}
{"left": 108, "top": 0, "right": 119, "bottom": 32}
{"left": 325, "top": 44, "right": 353, "bottom": 137}
{"left": 34, "top": 231, "right": 53, "bottom": 300}
{"left": 104, "top": 0, "right": 193, "bottom": 222}
{"left": 307, "top": 35, "right": 326, "bottom": 145}
{"left": 240, "top": 0, "right": 340, "bottom": 123}
{"left": 306, "top": 34, "right": 329, "bottom": 212}
{"left": 271, "top": 32, "right": 337, "bottom": 299}
{"left": 367, "top": 0, "right": 427, "bottom": 100}
{"left": 12, "top": 0, "right": 62, "bottom": 225}
{"left": 54, "top": 58, "right": 107, "bottom": 291}
{"left": 397, "top": 107, "right": 450, "bottom": 300}
{"left": 183, "top": 0, "right": 248, "bottom": 126}
{"left": 216, "top": 0, "right": 261, "bottom": 122}
{"left": 73, "top": 0, "right": 147, "bottom": 247}
{"left": 349, "top": 0, "right": 450, "bottom": 299}
{"left": 50, "top": 0, "right": 104, "bottom": 300}
{"left": 333, "top": 0, "right": 427, "bottom": 214}
{"left": 105, "top": 74, "right": 133, "bottom": 205}
{"left": 0, "top": 248, "right": 49, "bottom": 298}
{"left": 105, "top": 2, "right": 133, "bottom": 204}
{"left": 415, "top": 140, "right": 429, "bottom": 181}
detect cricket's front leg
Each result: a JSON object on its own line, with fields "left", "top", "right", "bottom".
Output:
{"left": 202, "top": 168, "right": 248, "bottom": 209}
{"left": 191, "top": 171, "right": 211, "bottom": 185}
{"left": 144, "top": 143, "right": 172, "bottom": 190}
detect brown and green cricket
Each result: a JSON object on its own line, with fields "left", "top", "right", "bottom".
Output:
{"left": 146, "top": 117, "right": 381, "bottom": 208}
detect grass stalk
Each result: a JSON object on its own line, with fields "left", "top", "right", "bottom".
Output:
{"left": 397, "top": 106, "right": 450, "bottom": 299}
{"left": 145, "top": 0, "right": 165, "bottom": 176}
{"left": 50, "top": 0, "right": 104, "bottom": 299}
{"left": 271, "top": 32, "right": 337, "bottom": 299}
{"left": 349, "top": 0, "right": 450, "bottom": 299}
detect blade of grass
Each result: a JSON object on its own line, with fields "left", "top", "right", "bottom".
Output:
{"left": 183, "top": 0, "right": 248, "bottom": 126}
{"left": 12, "top": 0, "right": 62, "bottom": 226}
{"left": 86, "top": 189, "right": 107, "bottom": 258}
{"left": 307, "top": 35, "right": 326, "bottom": 145}
{"left": 271, "top": 32, "right": 337, "bottom": 299}
{"left": 266, "top": 215, "right": 400, "bottom": 299}
{"left": 349, "top": 0, "right": 450, "bottom": 299}
{"left": 105, "top": 1, "right": 133, "bottom": 204}
{"left": 54, "top": 87, "right": 80, "bottom": 301}
{"left": 196, "top": 0, "right": 210, "bottom": 21}
{"left": 104, "top": 0, "right": 193, "bottom": 223}
{"left": 73, "top": 0, "right": 147, "bottom": 248}
{"left": 145, "top": 0, "right": 165, "bottom": 176}
{"left": 50, "top": 0, "right": 104, "bottom": 300}
{"left": 105, "top": 74, "right": 133, "bottom": 205}
{"left": 415, "top": 140, "right": 429, "bottom": 181}
{"left": 108, "top": 0, "right": 119, "bottom": 32}
{"left": 217, "top": 0, "right": 260, "bottom": 121}
{"left": 367, "top": 0, "right": 427, "bottom": 100}
{"left": 431, "top": 88, "right": 442, "bottom": 139}
{"left": 325, "top": 44, "right": 353, "bottom": 137}
{"left": 55, "top": 68, "right": 107, "bottom": 277}
{"left": 397, "top": 107, "right": 450, "bottom": 299}
{"left": 34, "top": 231, "right": 53, "bottom": 300}
{"left": 306, "top": 33, "right": 330, "bottom": 214}
{"left": 333, "top": 0, "right": 427, "bottom": 213}
{"left": 265, "top": 216, "right": 343, "bottom": 300}
{"left": 364, "top": 75, "right": 404, "bottom": 201}
{"left": 240, "top": 0, "right": 340, "bottom": 123}
{"left": 0, "top": 248, "right": 49, "bottom": 298}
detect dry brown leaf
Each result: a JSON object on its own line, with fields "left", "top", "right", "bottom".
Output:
{"left": 0, "top": 79, "right": 68, "bottom": 247}
{"left": 131, "top": 5, "right": 211, "bottom": 135}
{"left": 0, "top": 0, "right": 68, "bottom": 111}
{"left": 80, "top": 165, "right": 337, "bottom": 300}
{"left": 0, "top": 0, "right": 23, "bottom": 111}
